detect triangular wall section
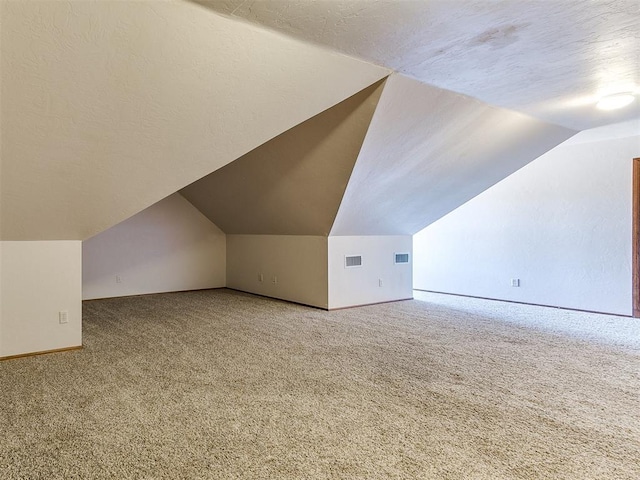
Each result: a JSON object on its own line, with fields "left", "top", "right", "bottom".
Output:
{"left": 181, "top": 80, "right": 386, "bottom": 235}
{"left": 330, "top": 74, "right": 577, "bottom": 236}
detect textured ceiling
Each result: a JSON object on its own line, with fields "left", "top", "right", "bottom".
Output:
{"left": 181, "top": 81, "right": 385, "bottom": 235}
{"left": 193, "top": 0, "right": 640, "bottom": 131}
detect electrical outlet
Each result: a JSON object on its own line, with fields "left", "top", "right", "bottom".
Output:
{"left": 379, "top": 279, "right": 383, "bottom": 287}
{"left": 59, "top": 311, "right": 69, "bottom": 324}
{"left": 258, "top": 273, "right": 264, "bottom": 282}
{"left": 511, "top": 278, "right": 520, "bottom": 287}
{"left": 272, "top": 276, "right": 278, "bottom": 284}
{"left": 116, "top": 275, "right": 122, "bottom": 284}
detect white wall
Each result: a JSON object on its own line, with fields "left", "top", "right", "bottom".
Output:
{"left": 1, "top": 241, "right": 82, "bottom": 358}
{"left": 328, "top": 236, "right": 413, "bottom": 309}
{"left": 83, "top": 194, "right": 225, "bottom": 300}
{"left": 227, "top": 235, "right": 328, "bottom": 309}
{"left": 414, "top": 133, "right": 639, "bottom": 316}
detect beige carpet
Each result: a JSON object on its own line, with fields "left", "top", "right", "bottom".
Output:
{"left": 414, "top": 290, "right": 640, "bottom": 349}
{"left": 1, "top": 288, "right": 638, "bottom": 479}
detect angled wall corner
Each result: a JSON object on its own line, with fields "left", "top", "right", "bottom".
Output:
{"left": 227, "top": 235, "right": 329, "bottom": 309}
{"left": 330, "top": 73, "right": 577, "bottom": 236}
{"left": 181, "top": 80, "right": 387, "bottom": 236}
{"left": 82, "top": 193, "right": 226, "bottom": 301}
{"left": 0, "top": 0, "right": 388, "bottom": 241}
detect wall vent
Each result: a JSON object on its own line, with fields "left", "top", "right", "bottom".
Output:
{"left": 394, "top": 252, "right": 410, "bottom": 264}
{"left": 345, "top": 255, "right": 362, "bottom": 268}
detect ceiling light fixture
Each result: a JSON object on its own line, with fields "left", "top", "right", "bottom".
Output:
{"left": 596, "top": 92, "right": 636, "bottom": 111}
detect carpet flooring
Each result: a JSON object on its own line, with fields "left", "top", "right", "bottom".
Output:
{"left": 414, "top": 290, "right": 640, "bottom": 350}
{"left": 1, "top": 288, "right": 638, "bottom": 479}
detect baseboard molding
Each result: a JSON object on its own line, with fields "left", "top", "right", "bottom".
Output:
{"left": 0, "top": 345, "right": 83, "bottom": 362}
{"left": 415, "top": 289, "right": 632, "bottom": 318}
{"left": 226, "top": 288, "right": 329, "bottom": 310}
{"left": 328, "top": 297, "right": 414, "bottom": 311}
{"left": 226, "top": 288, "right": 414, "bottom": 311}
{"left": 83, "top": 286, "right": 226, "bottom": 302}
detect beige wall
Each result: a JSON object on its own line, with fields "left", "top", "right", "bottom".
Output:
{"left": 181, "top": 81, "right": 385, "bottom": 235}
{"left": 328, "top": 236, "right": 413, "bottom": 309}
{"left": 1, "top": 241, "right": 82, "bottom": 358}
{"left": 83, "top": 194, "right": 225, "bottom": 300}
{"left": 227, "top": 235, "right": 328, "bottom": 309}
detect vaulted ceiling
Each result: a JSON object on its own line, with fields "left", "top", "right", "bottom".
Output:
{"left": 331, "top": 75, "right": 575, "bottom": 235}
{"left": 1, "top": 0, "right": 636, "bottom": 241}
{"left": 0, "top": 0, "right": 387, "bottom": 240}
{"left": 181, "top": 80, "right": 386, "bottom": 235}
{"left": 193, "top": 0, "right": 639, "bottom": 130}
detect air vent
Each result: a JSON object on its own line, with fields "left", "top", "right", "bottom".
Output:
{"left": 394, "top": 252, "right": 410, "bottom": 264}
{"left": 345, "top": 255, "right": 362, "bottom": 268}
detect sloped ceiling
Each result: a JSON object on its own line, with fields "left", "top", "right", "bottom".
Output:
{"left": 181, "top": 80, "right": 386, "bottom": 235}
{"left": 330, "top": 74, "right": 577, "bottom": 236}
{"left": 194, "top": 0, "right": 640, "bottom": 131}
{"left": 0, "top": 0, "right": 388, "bottom": 241}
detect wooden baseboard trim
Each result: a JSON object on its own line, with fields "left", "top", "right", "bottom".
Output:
{"left": 415, "top": 289, "right": 632, "bottom": 318}
{"left": 0, "top": 345, "right": 83, "bottom": 362}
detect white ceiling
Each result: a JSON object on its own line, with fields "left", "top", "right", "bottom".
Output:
{"left": 194, "top": 0, "right": 640, "bottom": 131}
{"left": 331, "top": 74, "right": 574, "bottom": 235}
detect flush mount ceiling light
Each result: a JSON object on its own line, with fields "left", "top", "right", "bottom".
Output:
{"left": 596, "top": 92, "right": 636, "bottom": 110}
